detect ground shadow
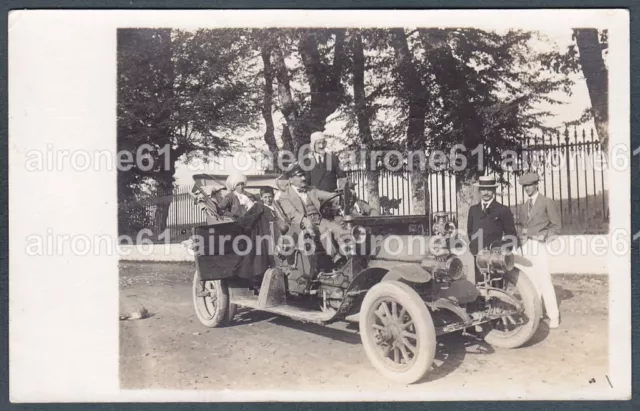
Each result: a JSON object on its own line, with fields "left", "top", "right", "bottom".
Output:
{"left": 230, "top": 307, "right": 362, "bottom": 344}
{"left": 555, "top": 285, "right": 574, "bottom": 308}
{"left": 230, "top": 305, "right": 513, "bottom": 384}
{"left": 521, "top": 320, "right": 551, "bottom": 347}
{"left": 418, "top": 332, "right": 496, "bottom": 384}
{"left": 268, "top": 316, "right": 362, "bottom": 345}
{"left": 231, "top": 307, "right": 278, "bottom": 325}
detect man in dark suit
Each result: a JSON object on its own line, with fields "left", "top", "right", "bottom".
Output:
{"left": 306, "top": 131, "right": 346, "bottom": 192}
{"left": 517, "top": 172, "right": 562, "bottom": 328}
{"left": 466, "top": 176, "right": 519, "bottom": 256}
{"left": 278, "top": 162, "right": 345, "bottom": 264}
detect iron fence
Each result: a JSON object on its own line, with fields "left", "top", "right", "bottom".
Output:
{"left": 345, "top": 126, "right": 608, "bottom": 234}
{"left": 119, "top": 125, "right": 609, "bottom": 242}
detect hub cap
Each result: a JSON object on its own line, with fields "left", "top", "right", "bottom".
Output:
{"left": 368, "top": 298, "right": 418, "bottom": 369}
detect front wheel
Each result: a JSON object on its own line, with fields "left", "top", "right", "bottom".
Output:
{"left": 483, "top": 269, "right": 542, "bottom": 348}
{"left": 192, "top": 271, "right": 236, "bottom": 327}
{"left": 359, "top": 281, "right": 437, "bottom": 384}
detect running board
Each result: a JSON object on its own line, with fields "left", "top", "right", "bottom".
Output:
{"left": 231, "top": 298, "right": 335, "bottom": 324}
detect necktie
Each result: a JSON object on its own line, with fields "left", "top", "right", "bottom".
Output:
{"left": 528, "top": 198, "right": 534, "bottom": 218}
{"left": 317, "top": 154, "right": 323, "bottom": 165}
{"left": 482, "top": 203, "right": 488, "bottom": 213}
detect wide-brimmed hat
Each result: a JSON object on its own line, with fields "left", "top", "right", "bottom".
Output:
{"left": 473, "top": 176, "right": 500, "bottom": 188}
{"left": 225, "top": 173, "right": 248, "bottom": 191}
{"left": 518, "top": 172, "right": 540, "bottom": 186}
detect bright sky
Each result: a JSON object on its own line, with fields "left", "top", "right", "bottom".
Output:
{"left": 173, "top": 28, "right": 596, "bottom": 185}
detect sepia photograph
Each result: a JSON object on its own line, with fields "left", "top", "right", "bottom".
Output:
{"left": 9, "top": 9, "right": 631, "bottom": 402}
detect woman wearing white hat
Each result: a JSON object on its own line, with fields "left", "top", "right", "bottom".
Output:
{"left": 218, "top": 172, "right": 259, "bottom": 219}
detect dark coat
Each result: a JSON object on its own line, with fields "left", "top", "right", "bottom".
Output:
{"left": 218, "top": 191, "right": 259, "bottom": 219}
{"left": 466, "top": 200, "right": 519, "bottom": 255}
{"left": 306, "top": 152, "right": 346, "bottom": 192}
{"left": 232, "top": 202, "right": 277, "bottom": 282}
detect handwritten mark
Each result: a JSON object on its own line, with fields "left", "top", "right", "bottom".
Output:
{"left": 606, "top": 375, "right": 613, "bottom": 388}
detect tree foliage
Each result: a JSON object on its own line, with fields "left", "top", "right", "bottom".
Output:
{"left": 118, "top": 27, "right": 587, "bottom": 230}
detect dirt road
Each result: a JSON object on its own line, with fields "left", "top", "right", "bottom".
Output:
{"left": 119, "top": 261, "right": 610, "bottom": 398}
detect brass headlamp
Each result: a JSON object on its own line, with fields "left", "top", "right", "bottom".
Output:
{"left": 476, "top": 247, "right": 515, "bottom": 274}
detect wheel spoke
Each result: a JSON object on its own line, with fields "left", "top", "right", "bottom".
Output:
{"left": 398, "top": 306, "right": 407, "bottom": 321}
{"left": 398, "top": 344, "right": 411, "bottom": 363}
{"left": 393, "top": 347, "right": 400, "bottom": 364}
{"left": 381, "top": 344, "right": 392, "bottom": 358}
{"left": 374, "top": 310, "right": 388, "bottom": 326}
{"left": 402, "top": 338, "right": 417, "bottom": 354}
{"left": 381, "top": 301, "right": 392, "bottom": 320}
{"left": 391, "top": 301, "right": 398, "bottom": 319}
{"left": 401, "top": 319, "right": 414, "bottom": 330}
{"left": 403, "top": 330, "right": 417, "bottom": 340}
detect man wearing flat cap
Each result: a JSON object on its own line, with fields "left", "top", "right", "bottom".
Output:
{"left": 306, "top": 131, "right": 347, "bottom": 192}
{"left": 467, "top": 176, "right": 519, "bottom": 258}
{"left": 518, "top": 172, "right": 562, "bottom": 329}
{"left": 278, "top": 161, "right": 346, "bottom": 264}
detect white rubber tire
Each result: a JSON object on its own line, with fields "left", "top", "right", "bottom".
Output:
{"left": 359, "top": 280, "right": 437, "bottom": 384}
{"left": 192, "top": 271, "right": 233, "bottom": 328}
{"left": 484, "top": 269, "right": 543, "bottom": 349}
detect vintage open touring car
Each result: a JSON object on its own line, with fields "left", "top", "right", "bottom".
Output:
{"left": 187, "top": 173, "right": 542, "bottom": 384}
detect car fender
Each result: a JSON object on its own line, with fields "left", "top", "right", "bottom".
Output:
{"left": 381, "top": 263, "right": 432, "bottom": 284}
{"left": 512, "top": 252, "right": 534, "bottom": 273}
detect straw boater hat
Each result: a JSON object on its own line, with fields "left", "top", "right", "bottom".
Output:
{"left": 473, "top": 176, "right": 500, "bottom": 188}
{"left": 518, "top": 172, "right": 540, "bottom": 186}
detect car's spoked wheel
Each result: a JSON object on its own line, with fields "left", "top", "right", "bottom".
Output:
{"left": 192, "top": 271, "right": 234, "bottom": 328}
{"left": 360, "top": 281, "right": 436, "bottom": 384}
{"left": 484, "top": 269, "right": 542, "bottom": 348}
{"left": 369, "top": 298, "right": 418, "bottom": 370}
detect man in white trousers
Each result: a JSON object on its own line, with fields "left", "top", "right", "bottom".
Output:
{"left": 517, "top": 172, "right": 562, "bottom": 328}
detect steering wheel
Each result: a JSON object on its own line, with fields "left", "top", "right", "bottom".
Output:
{"left": 319, "top": 192, "right": 344, "bottom": 219}
{"left": 319, "top": 182, "right": 354, "bottom": 219}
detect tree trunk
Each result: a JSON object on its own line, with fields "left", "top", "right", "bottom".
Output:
{"left": 456, "top": 177, "right": 478, "bottom": 239}
{"left": 271, "top": 29, "right": 347, "bottom": 153}
{"left": 390, "top": 28, "right": 428, "bottom": 215}
{"left": 280, "top": 124, "right": 295, "bottom": 154}
{"left": 152, "top": 176, "right": 174, "bottom": 242}
{"left": 151, "top": 29, "right": 177, "bottom": 242}
{"left": 260, "top": 45, "right": 278, "bottom": 156}
{"left": 574, "top": 29, "right": 609, "bottom": 155}
{"left": 272, "top": 40, "right": 303, "bottom": 152}
{"left": 298, "top": 30, "right": 347, "bottom": 139}
{"left": 351, "top": 30, "right": 380, "bottom": 212}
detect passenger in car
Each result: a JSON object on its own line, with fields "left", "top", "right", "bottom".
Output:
{"left": 218, "top": 173, "right": 259, "bottom": 219}
{"left": 260, "top": 187, "right": 276, "bottom": 215}
{"left": 278, "top": 162, "right": 346, "bottom": 264}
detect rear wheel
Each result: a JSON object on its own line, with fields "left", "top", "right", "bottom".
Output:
{"left": 359, "top": 281, "right": 436, "bottom": 384}
{"left": 192, "top": 271, "right": 235, "bottom": 327}
{"left": 484, "top": 269, "right": 542, "bottom": 348}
